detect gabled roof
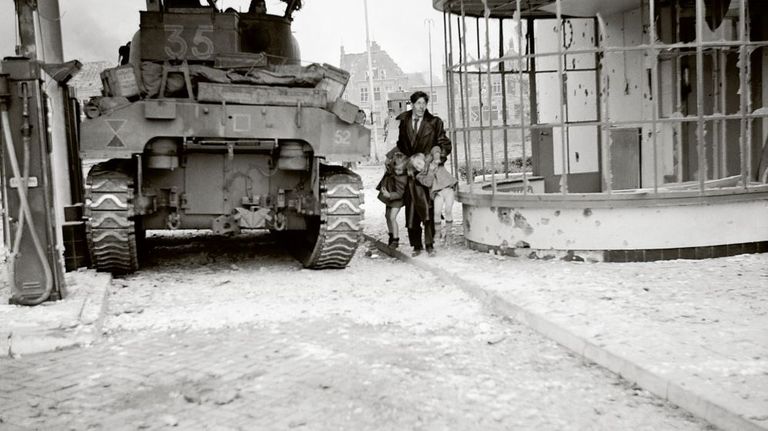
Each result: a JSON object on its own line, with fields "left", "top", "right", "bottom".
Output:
{"left": 339, "top": 41, "right": 406, "bottom": 81}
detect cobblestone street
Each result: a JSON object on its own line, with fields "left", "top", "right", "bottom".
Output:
{"left": 0, "top": 233, "right": 712, "bottom": 430}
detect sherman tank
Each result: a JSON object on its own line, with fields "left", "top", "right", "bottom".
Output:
{"left": 79, "top": 0, "right": 370, "bottom": 273}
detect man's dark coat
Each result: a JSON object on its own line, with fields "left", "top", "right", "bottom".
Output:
{"left": 395, "top": 109, "right": 452, "bottom": 229}
{"left": 395, "top": 109, "right": 452, "bottom": 159}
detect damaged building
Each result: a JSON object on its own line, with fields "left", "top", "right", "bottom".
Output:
{"left": 434, "top": 0, "right": 768, "bottom": 261}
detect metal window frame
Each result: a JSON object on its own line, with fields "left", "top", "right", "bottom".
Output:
{"left": 441, "top": 0, "right": 768, "bottom": 198}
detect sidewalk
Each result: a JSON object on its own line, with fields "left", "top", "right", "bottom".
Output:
{"left": 358, "top": 165, "right": 768, "bottom": 431}
{"left": 0, "top": 270, "right": 111, "bottom": 358}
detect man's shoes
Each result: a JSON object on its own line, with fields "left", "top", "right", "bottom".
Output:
{"left": 411, "top": 248, "right": 422, "bottom": 257}
{"left": 426, "top": 247, "right": 436, "bottom": 257}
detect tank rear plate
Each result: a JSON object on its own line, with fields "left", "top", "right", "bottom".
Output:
{"left": 185, "top": 154, "right": 225, "bottom": 214}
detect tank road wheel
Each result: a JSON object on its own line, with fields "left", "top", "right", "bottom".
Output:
{"left": 294, "top": 165, "right": 364, "bottom": 269}
{"left": 85, "top": 161, "right": 142, "bottom": 275}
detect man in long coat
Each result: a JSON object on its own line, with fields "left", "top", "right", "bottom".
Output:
{"left": 395, "top": 91, "right": 452, "bottom": 256}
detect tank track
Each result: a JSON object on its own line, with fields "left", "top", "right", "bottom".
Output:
{"left": 84, "top": 163, "right": 140, "bottom": 274}
{"left": 299, "top": 165, "right": 364, "bottom": 269}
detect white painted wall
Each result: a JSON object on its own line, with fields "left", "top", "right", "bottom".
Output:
{"left": 553, "top": 126, "right": 599, "bottom": 175}
{"left": 602, "top": 6, "right": 674, "bottom": 188}
{"left": 462, "top": 196, "right": 768, "bottom": 250}
{"left": 603, "top": 8, "right": 646, "bottom": 123}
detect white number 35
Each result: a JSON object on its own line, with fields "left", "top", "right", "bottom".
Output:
{"left": 164, "top": 25, "right": 214, "bottom": 60}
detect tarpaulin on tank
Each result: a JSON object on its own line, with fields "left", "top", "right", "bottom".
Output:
{"left": 139, "top": 62, "right": 325, "bottom": 98}
{"left": 230, "top": 64, "right": 325, "bottom": 87}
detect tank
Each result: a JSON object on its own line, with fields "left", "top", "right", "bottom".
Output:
{"left": 79, "top": 0, "right": 370, "bottom": 273}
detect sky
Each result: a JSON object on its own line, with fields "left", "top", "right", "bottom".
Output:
{"left": 0, "top": 0, "right": 447, "bottom": 75}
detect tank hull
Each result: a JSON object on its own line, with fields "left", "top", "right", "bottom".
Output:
{"left": 79, "top": 7, "right": 369, "bottom": 273}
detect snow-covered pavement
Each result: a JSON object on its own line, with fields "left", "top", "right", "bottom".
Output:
{"left": 0, "top": 163, "right": 763, "bottom": 430}
{"left": 0, "top": 231, "right": 710, "bottom": 430}
{"left": 359, "top": 164, "right": 768, "bottom": 430}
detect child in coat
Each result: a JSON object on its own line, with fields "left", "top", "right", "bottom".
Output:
{"left": 407, "top": 151, "right": 441, "bottom": 256}
{"left": 376, "top": 151, "right": 408, "bottom": 248}
{"left": 420, "top": 147, "right": 457, "bottom": 245}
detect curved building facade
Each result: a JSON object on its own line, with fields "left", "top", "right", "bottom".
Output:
{"left": 433, "top": 0, "right": 768, "bottom": 261}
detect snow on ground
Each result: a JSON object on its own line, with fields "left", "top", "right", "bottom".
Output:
{"left": 0, "top": 163, "right": 762, "bottom": 429}
{"left": 103, "top": 230, "right": 487, "bottom": 334}
{"left": 357, "top": 164, "right": 768, "bottom": 425}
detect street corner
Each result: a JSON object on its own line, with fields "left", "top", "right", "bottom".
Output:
{"left": 0, "top": 269, "right": 112, "bottom": 359}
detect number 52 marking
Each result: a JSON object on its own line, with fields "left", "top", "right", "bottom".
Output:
{"left": 334, "top": 130, "right": 352, "bottom": 146}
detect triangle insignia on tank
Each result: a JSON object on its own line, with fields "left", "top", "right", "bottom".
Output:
{"left": 104, "top": 119, "right": 127, "bottom": 147}
{"left": 107, "top": 136, "right": 125, "bottom": 147}
{"left": 105, "top": 119, "right": 126, "bottom": 133}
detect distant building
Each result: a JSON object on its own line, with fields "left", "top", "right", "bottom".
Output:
{"left": 451, "top": 59, "right": 529, "bottom": 129}
{"left": 341, "top": 41, "right": 431, "bottom": 128}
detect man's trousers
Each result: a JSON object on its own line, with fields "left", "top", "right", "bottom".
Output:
{"left": 407, "top": 207, "right": 435, "bottom": 250}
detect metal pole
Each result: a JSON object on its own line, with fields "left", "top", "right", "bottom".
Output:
{"left": 363, "top": 0, "right": 379, "bottom": 162}
{"left": 555, "top": 0, "right": 569, "bottom": 194}
{"left": 674, "top": 0, "right": 683, "bottom": 182}
{"left": 483, "top": 3, "right": 496, "bottom": 194}
{"left": 650, "top": 0, "right": 660, "bottom": 193}
{"left": 476, "top": 18, "right": 486, "bottom": 182}
{"left": 461, "top": 2, "right": 474, "bottom": 185}
{"left": 738, "top": 0, "right": 749, "bottom": 189}
{"left": 527, "top": 18, "right": 539, "bottom": 126}
{"left": 744, "top": 0, "right": 753, "bottom": 185}
{"left": 37, "top": 0, "right": 64, "bottom": 63}
{"left": 719, "top": 49, "right": 728, "bottom": 179}
{"left": 425, "top": 18, "right": 435, "bottom": 111}
{"left": 499, "top": 18, "right": 509, "bottom": 179}
{"left": 597, "top": 14, "right": 612, "bottom": 194}
{"left": 443, "top": 9, "right": 459, "bottom": 176}
{"left": 515, "top": 6, "right": 529, "bottom": 195}
{"left": 39, "top": 0, "right": 72, "bottom": 217}
{"left": 592, "top": 17, "right": 603, "bottom": 192}
{"left": 457, "top": 15, "right": 471, "bottom": 185}
{"left": 695, "top": 0, "right": 706, "bottom": 192}
{"left": 713, "top": 50, "right": 721, "bottom": 179}
{"left": 14, "top": 0, "right": 37, "bottom": 59}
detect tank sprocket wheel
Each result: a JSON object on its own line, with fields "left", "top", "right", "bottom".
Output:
{"left": 293, "top": 164, "right": 364, "bottom": 269}
{"left": 85, "top": 161, "right": 142, "bottom": 275}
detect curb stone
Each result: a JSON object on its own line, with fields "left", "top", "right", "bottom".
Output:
{"left": 364, "top": 234, "right": 766, "bottom": 431}
{"left": 0, "top": 270, "right": 112, "bottom": 359}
